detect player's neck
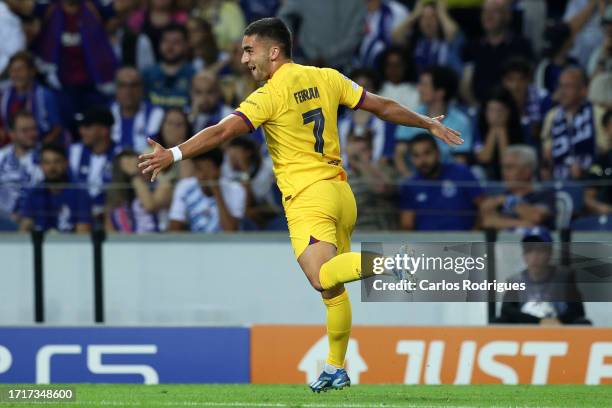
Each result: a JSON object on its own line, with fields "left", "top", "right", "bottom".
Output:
{"left": 268, "top": 59, "right": 292, "bottom": 79}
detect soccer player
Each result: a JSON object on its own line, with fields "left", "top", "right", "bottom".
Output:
{"left": 138, "top": 17, "right": 462, "bottom": 392}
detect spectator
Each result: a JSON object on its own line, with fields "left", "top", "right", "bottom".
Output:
{"left": 222, "top": 136, "right": 279, "bottom": 229}
{"left": 338, "top": 69, "right": 395, "bottom": 164}
{"left": 462, "top": 0, "right": 533, "bottom": 104}
{"left": 541, "top": 67, "right": 607, "bottom": 180}
{"left": 480, "top": 145, "right": 556, "bottom": 230}
{"left": 346, "top": 134, "right": 397, "bottom": 230}
{"left": 168, "top": 148, "right": 246, "bottom": 232}
{"left": 399, "top": 133, "right": 483, "bottom": 231}
{"left": 218, "top": 40, "right": 259, "bottom": 106}
{"left": 356, "top": 0, "right": 408, "bottom": 68}
{"left": 378, "top": 47, "right": 419, "bottom": 111}
{"left": 69, "top": 106, "right": 121, "bottom": 217}
{"left": 0, "top": 52, "right": 63, "bottom": 146}
{"left": 105, "top": 150, "right": 165, "bottom": 233}
{"left": 392, "top": 0, "right": 464, "bottom": 75}
{"left": 563, "top": 0, "right": 604, "bottom": 68}
{"left": 396, "top": 65, "right": 473, "bottom": 164}
{"left": 128, "top": 0, "right": 188, "bottom": 61}
{"left": 153, "top": 107, "right": 194, "bottom": 180}
{"left": 189, "top": 71, "right": 234, "bottom": 133}
{"left": 110, "top": 67, "right": 164, "bottom": 153}
{"left": 107, "top": 0, "right": 156, "bottom": 72}
{"left": 587, "top": 5, "right": 612, "bottom": 78}
{"left": 192, "top": 0, "right": 247, "bottom": 51}
{"left": 278, "top": 0, "right": 366, "bottom": 69}
{"left": 583, "top": 110, "right": 612, "bottom": 215}
{"left": 0, "top": 111, "right": 43, "bottom": 222}
{"left": 501, "top": 57, "right": 552, "bottom": 149}
{"left": 20, "top": 144, "right": 92, "bottom": 233}
{"left": 36, "top": 0, "right": 118, "bottom": 128}
{"left": 0, "top": 0, "right": 25, "bottom": 75}
{"left": 187, "top": 16, "right": 229, "bottom": 73}
{"left": 497, "top": 228, "right": 590, "bottom": 325}
{"left": 474, "top": 88, "right": 524, "bottom": 180}
{"left": 143, "top": 23, "right": 195, "bottom": 109}
{"left": 536, "top": 1, "right": 601, "bottom": 95}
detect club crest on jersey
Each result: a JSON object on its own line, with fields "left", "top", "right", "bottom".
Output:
{"left": 293, "top": 87, "right": 320, "bottom": 104}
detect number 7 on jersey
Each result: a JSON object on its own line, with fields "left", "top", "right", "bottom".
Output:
{"left": 302, "top": 108, "right": 325, "bottom": 154}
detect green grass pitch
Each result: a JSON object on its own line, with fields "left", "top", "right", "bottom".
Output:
{"left": 2, "top": 384, "right": 610, "bottom": 407}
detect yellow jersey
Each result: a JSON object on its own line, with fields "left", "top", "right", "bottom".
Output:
{"left": 234, "top": 63, "right": 365, "bottom": 203}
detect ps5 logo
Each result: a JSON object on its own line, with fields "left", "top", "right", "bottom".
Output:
{"left": 0, "top": 344, "right": 159, "bottom": 384}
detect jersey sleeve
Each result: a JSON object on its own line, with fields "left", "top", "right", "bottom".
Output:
{"left": 325, "top": 68, "right": 366, "bottom": 110}
{"left": 233, "top": 86, "right": 277, "bottom": 131}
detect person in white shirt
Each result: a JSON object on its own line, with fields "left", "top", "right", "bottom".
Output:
{"left": 169, "top": 148, "right": 245, "bottom": 232}
{"left": 0, "top": 111, "right": 42, "bottom": 220}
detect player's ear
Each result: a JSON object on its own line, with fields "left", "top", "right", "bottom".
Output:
{"left": 269, "top": 46, "right": 280, "bottom": 61}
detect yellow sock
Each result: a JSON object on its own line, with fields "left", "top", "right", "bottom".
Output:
{"left": 323, "top": 289, "right": 352, "bottom": 367}
{"left": 319, "top": 252, "right": 361, "bottom": 290}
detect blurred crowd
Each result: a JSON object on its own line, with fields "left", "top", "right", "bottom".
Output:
{"left": 0, "top": 0, "right": 611, "bottom": 235}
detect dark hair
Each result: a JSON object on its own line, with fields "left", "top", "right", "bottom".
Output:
{"left": 161, "top": 22, "right": 188, "bottom": 41}
{"left": 501, "top": 57, "right": 532, "bottom": 79}
{"left": 188, "top": 16, "right": 220, "bottom": 65}
{"left": 41, "top": 144, "right": 67, "bottom": 160}
{"left": 409, "top": 132, "right": 438, "bottom": 151}
{"left": 229, "top": 136, "right": 257, "bottom": 152}
{"left": 157, "top": 108, "right": 192, "bottom": 148}
{"left": 603, "top": 110, "right": 612, "bottom": 128}
{"left": 422, "top": 65, "right": 458, "bottom": 103}
{"left": 478, "top": 87, "right": 524, "bottom": 146}
{"left": 192, "top": 148, "right": 224, "bottom": 167}
{"left": 107, "top": 150, "right": 138, "bottom": 209}
{"left": 348, "top": 68, "right": 381, "bottom": 92}
{"left": 8, "top": 51, "right": 35, "bottom": 71}
{"left": 9, "top": 110, "right": 35, "bottom": 130}
{"left": 543, "top": 22, "right": 571, "bottom": 58}
{"left": 379, "top": 46, "right": 412, "bottom": 82}
{"left": 243, "top": 17, "right": 293, "bottom": 58}
{"left": 228, "top": 136, "right": 261, "bottom": 173}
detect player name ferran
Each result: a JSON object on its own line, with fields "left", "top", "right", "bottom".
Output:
{"left": 294, "top": 87, "right": 320, "bottom": 104}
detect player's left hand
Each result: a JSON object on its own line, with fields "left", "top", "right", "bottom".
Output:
{"left": 428, "top": 115, "right": 463, "bottom": 146}
{"left": 138, "top": 138, "right": 174, "bottom": 182}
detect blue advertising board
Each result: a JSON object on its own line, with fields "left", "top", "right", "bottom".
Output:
{"left": 0, "top": 327, "right": 249, "bottom": 384}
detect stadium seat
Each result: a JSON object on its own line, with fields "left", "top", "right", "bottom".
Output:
{"left": 571, "top": 215, "right": 612, "bottom": 231}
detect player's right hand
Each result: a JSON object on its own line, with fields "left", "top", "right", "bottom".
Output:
{"left": 138, "top": 138, "right": 173, "bottom": 182}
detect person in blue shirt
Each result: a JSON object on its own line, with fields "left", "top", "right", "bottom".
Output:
{"left": 20, "top": 144, "right": 92, "bottom": 233}
{"left": 395, "top": 65, "right": 473, "bottom": 168}
{"left": 399, "top": 133, "right": 483, "bottom": 231}
{"left": 69, "top": 106, "right": 122, "bottom": 217}
{"left": 110, "top": 67, "right": 164, "bottom": 153}
{"left": 0, "top": 51, "right": 63, "bottom": 146}
{"left": 142, "top": 23, "right": 195, "bottom": 110}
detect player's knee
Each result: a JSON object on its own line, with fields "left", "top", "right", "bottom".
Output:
{"left": 307, "top": 274, "right": 325, "bottom": 292}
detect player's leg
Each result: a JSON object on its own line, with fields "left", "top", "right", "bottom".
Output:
{"left": 298, "top": 242, "right": 352, "bottom": 392}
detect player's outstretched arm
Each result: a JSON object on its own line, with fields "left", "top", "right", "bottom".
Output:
{"left": 358, "top": 91, "right": 463, "bottom": 146}
{"left": 138, "top": 114, "right": 250, "bottom": 182}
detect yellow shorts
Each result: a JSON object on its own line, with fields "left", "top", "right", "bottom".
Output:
{"left": 284, "top": 178, "right": 357, "bottom": 259}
